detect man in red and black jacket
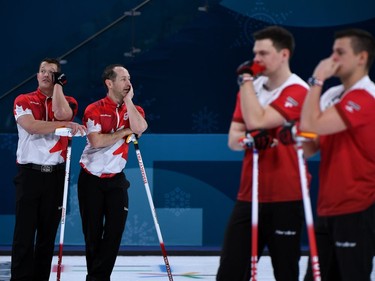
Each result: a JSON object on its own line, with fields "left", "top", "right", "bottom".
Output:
{"left": 217, "top": 26, "right": 310, "bottom": 281}
{"left": 12, "top": 57, "right": 86, "bottom": 281}
{"left": 78, "top": 64, "right": 148, "bottom": 281}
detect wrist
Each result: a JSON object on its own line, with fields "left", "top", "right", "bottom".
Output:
{"left": 237, "top": 75, "right": 253, "bottom": 86}
{"left": 308, "top": 76, "right": 324, "bottom": 87}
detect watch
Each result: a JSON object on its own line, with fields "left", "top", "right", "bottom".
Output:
{"left": 308, "top": 76, "right": 324, "bottom": 87}
{"left": 237, "top": 75, "right": 253, "bottom": 86}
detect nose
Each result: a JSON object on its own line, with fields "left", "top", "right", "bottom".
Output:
{"left": 253, "top": 54, "right": 261, "bottom": 63}
{"left": 331, "top": 52, "right": 339, "bottom": 61}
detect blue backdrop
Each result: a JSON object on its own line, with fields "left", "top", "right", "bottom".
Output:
{"left": 0, "top": 134, "right": 320, "bottom": 249}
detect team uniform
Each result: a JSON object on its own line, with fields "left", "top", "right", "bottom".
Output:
{"left": 78, "top": 96, "right": 145, "bottom": 281}
{"left": 313, "top": 75, "right": 375, "bottom": 280}
{"left": 12, "top": 88, "right": 78, "bottom": 281}
{"left": 217, "top": 74, "right": 309, "bottom": 281}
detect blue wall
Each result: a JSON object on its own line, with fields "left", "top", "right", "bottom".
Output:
{"left": 0, "top": 134, "right": 319, "bottom": 249}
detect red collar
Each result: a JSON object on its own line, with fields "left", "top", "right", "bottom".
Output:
{"left": 36, "top": 88, "right": 52, "bottom": 101}
{"left": 103, "top": 95, "right": 125, "bottom": 109}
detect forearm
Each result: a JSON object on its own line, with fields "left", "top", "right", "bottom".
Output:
{"left": 88, "top": 128, "right": 133, "bottom": 148}
{"left": 52, "top": 85, "right": 73, "bottom": 120}
{"left": 228, "top": 123, "right": 246, "bottom": 151}
{"left": 240, "top": 82, "right": 265, "bottom": 129}
{"left": 20, "top": 119, "right": 72, "bottom": 135}
{"left": 125, "top": 100, "right": 148, "bottom": 135}
{"left": 300, "top": 85, "right": 322, "bottom": 132}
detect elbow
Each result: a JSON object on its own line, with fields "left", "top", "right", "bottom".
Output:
{"left": 228, "top": 143, "right": 240, "bottom": 151}
{"left": 132, "top": 122, "right": 148, "bottom": 136}
{"left": 87, "top": 135, "right": 102, "bottom": 149}
{"left": 27, "top": 127, "right": 39, "bottom": 135}
{"left": 141, "top": 122, "right": 148, "bottom": 133}
{"left": 228, "top": 138, "right": 242, "bottom": 151}
{"left": 54, "top": 110, "right": 73, "bottom": 121}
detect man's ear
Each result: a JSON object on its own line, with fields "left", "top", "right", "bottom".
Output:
{"left": 105, "top": 79, "right": 113, "bottom": 89}
{"left": 282, "top": 48, "right": 290, "bottom": 60}
{"left": 358, "top": 50, "right": 368, "bottom": 68}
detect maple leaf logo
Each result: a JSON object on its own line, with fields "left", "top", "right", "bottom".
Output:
{"left": 113, "top": 141, "right": 129, "bottom": 159}
{"left": 50, "top": 136, "right": 68, "bottom": 160}
{"left": 15, "top": 104, "right": 33, "bottom": 118}
{"left": 86, "top": 118, "right": 101, "bottom": 133}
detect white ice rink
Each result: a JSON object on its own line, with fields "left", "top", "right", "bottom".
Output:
{"left": 0, "top": 255, "right": 301, "bottom": 281}
{"left": 1, "top": 255, "right": 374, "bottom": 281}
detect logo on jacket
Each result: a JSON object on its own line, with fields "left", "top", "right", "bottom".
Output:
{"left": 344, "top": 101, "right": 360, "bottom": 113}
{"left": 124, "top": 113, "right": 129, "bottom": 120}
{"left": 284, "top": 96, "right": 298, "bottom": 108}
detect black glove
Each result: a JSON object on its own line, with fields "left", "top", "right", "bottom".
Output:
{"left": 246, "top": 129, "right": 275, "bottom": 150}
{"left": 236, "top": 60, "right": 265, "bottom": 77}
{"left": 53, "top": 72, "right": 67, "bottom": 86}
{"left": 278, "top": 121, "right": 297, "bottom": 145}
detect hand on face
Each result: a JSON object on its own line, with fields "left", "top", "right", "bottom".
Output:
{"left": 123, "top": 84, "right": 134, "bottom": 103}
{"left": 313, "top": 56, "right": 340, "bottom": 81}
